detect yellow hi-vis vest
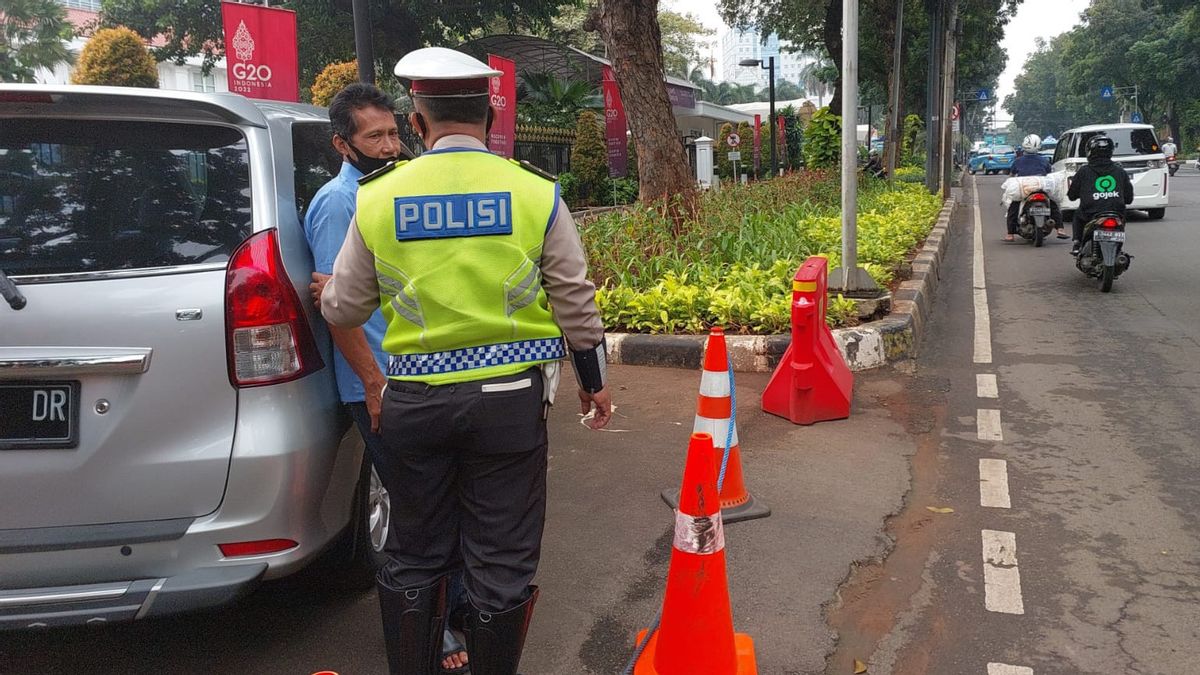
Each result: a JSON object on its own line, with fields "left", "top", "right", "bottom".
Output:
{"left": 355, "top": 147, "right": 564, "bottom": 385}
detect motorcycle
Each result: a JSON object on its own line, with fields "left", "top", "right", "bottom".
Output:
{"left": 1016, "top": 190, "right": 1057, "bottom": 247}
{"left": 1075, "top": 212, "right": 1132, "bottom": 293}
{"left": 1167, "top": 154, "right": 1179, "bottom": 177}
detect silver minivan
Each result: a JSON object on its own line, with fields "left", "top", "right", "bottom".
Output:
{"left": 0, "top": 84, "right": 387, "bottom": 628}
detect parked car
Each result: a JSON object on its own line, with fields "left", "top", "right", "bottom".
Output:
{"left": 1051, "top": 123, "right": 1168, "bottom": 220}
{"left": 0, "top": 84, "right": 387, "bottom": 629}
{"left": 968, "top": 145, "right": 1016, "bottom": 175}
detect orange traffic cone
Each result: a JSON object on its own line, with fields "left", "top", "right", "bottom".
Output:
{"left": 662, "top": 327, "right": 770, "bottom": 523}
{"left": 634, "top": 433, "right": 757, "bottom": 675}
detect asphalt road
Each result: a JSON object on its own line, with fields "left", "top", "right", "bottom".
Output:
{"left": 826, "top": 168, "right": 1200, "bottom": 674}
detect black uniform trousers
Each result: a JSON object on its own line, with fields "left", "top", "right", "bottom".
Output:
{"left": 374, "top": 366, "right": 547, "bottom": 613}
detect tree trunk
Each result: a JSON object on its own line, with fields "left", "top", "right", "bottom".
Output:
{"left": 883, "top": 0, "right": 903, "bottom": 179}
{"left": 824, "top": 0, "right": 844, "bottom": 113}
{"left": 596, "top": 0, "right": 697, "bottom": 222}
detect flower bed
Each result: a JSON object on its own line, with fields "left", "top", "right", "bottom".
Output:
{"left": 580, "top": 170, "right": 942, "bottom": 334}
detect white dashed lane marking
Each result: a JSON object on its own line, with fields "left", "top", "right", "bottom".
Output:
{"left": 977, "top": 373, "right": 999, "bottom": 398}
{"left": 988, "top": 663, "right": 1034, "bottom": 675}
{"left": 982, "top": 529, "right": 1025, "bottom": 614}
{"left": 973, "top": 188, "right": 993, "bottom": 364}
{"left": 977, "top": 409, "right": 1003, "bottom": 442}
{"left": 979, "top": 458, "right": 1012, "bottom": 509}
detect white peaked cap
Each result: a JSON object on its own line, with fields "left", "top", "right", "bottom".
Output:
{"left": 393, "top": 47, "right": 502, "bottom": 80}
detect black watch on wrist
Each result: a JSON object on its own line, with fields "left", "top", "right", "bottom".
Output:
{"left": 570, "top": 338, "right": 608, "bottom": 394}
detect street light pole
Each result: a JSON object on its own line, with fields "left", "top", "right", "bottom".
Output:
{"left": 352, "top": 0, "right": 375, "bottom": 84}
{"left": 768, "top": 56, "right": 777, "bottom": 177}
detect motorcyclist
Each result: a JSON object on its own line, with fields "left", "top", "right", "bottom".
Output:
{"left": 1066, "top": 134, "right": 1134, "bottom": 255}
{"left": 1005, "top": 134, "right": 1066, "bottom": 241}
{"left": 863, "top": 146, "right": 885, "bottom": 179}
{"left": 1162, "top": 136, "right": 1177, "bottom": 159}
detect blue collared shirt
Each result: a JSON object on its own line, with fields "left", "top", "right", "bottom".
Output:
{"left": 303, "top": 162, "right": 388, "bottom": 403}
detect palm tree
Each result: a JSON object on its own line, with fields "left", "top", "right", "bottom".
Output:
{"left": 517, "top": 71, "right": 601, "bottom": 128}
{"left": 0, "top": 0, "right": 74, "bottom": 83}
{"left": 799, "top": 59, "right": 836, "bottom": 108}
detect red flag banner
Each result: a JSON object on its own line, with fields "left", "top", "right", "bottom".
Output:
{"left": 221, "top": 2, "right": 299, "bottom": 102}
{"left": 777, "top": 115, "right": 787, "bottom": 171}
{"left": 602, "top": 66, "right": 628, "bottom": 178}
{"left": 487, "top": 54, "right": 517, "bottom": 158}
{"left": 753, "top": 113, "right": 762, "bottom": 174}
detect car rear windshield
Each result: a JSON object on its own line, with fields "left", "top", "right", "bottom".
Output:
{"left": 992, "top": 145, "right": 1014, "bottom": 154}
{"left": 1076, "top": 129, "right": 1159, "bottom": 157}
{"left": 0, "top": 119, "right": 252, "bottom": 277}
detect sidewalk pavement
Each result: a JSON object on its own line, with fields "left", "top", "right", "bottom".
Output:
{"left": 524, "top": 363, "right": 918, "bottom": 673}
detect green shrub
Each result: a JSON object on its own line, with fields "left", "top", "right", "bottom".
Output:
{"left": 72, "top": 26, "right": 158, "bottom": 88}
{"left": 902, "top": 114, "right": 924, "bottom": 165}
{"left": 894, "top": 166, "right": 925, "bottom": 183}
{"left": 802, "top": 108, "right": 840, "bottom": 169}
{"left": 558, "top": 171, "right": 579, "bottom": 208}
{"left": 311, "top": 60, "right": 359, "bottom": 107}
{"left": 581, "top": 170, "right": 941, "bottom": 333}
{"left": 570, "top": 109, "right": 607, "bottom": 206}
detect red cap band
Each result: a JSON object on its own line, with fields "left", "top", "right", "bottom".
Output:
{"left": 410, "top": 78, "right": 489, "bottom": 96}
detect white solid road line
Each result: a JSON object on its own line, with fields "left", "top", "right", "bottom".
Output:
{"left": 979, "top": 458, "right": 1012, "bottom": 508}
{"left": 982, "top": 529, "right": 1025, "bottom": 614}
{"left": 987, "top": 664, "right": 1034, "bottom": 675}
{"left": 977, "top": 409, "right": 1003, "bottom": 442}
{"left": 977, "top": 373, "right": 999, "bottom": 398}
{"left": 972, "top": 176, "right": 993, "bottom": 364}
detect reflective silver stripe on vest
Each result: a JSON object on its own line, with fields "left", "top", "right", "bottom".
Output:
{"left": 672, "top": 509, "right": 725, "bottom": 555}
{"left": 376, "top": 264, "right": 424, "bottom": 328}
{"left": 387, "top": 337, "right": 565, "bottom": 377}
{"left": 505, "top": 264, "right": 541, "bottom": 315}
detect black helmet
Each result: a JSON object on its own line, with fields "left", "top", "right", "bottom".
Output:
{"left": 1086, "top": 135, "right": 1114, "bottom": 160}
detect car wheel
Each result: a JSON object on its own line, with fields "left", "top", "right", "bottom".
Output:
{"left": 1147, "top": 208, "right": 1165, "bottom": 220}
{"left": 324, "top": 457, "right": 390, "bottom": 590}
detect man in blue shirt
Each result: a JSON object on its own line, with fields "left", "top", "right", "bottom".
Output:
{"left": 304, "top": 83, "right": 469, "bottom": 674}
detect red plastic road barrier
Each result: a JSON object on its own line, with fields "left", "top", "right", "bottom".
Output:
{"left": 634, "top": 433, "right": 758, "bottom": 675}
{"left": 761, "top": 257, "right": 853, "bottom": 425}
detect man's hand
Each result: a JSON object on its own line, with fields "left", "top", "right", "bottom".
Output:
{"left": 365, "top": 373, "right": 386, "bottom": 434}
{"left": 310, "top": 272, "right": 331, "bottom": 308}
{"left": 579, "top": 386, "right": 613, "bottom": 430}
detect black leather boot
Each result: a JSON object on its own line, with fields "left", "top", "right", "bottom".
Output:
{"left": 463, "top": 586, "right": 540, "bottom": 675}
{"left": 377, "top": 575, "right": 448, "bottom": 675}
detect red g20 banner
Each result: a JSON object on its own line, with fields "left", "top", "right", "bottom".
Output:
{"left": 487, "top": 54, "right": 517, "bottom": 158}
{"left": 753, "top": 113, "right": 762, "bottom": 173}
{"left": 602, "top": 66, "right": 628, "bottom": 178}
{"left": 221, "top": 2, "right": 299, "bottom": 102}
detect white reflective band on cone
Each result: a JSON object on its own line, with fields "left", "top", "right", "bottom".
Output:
{"left": 693, "top": 416, "right": 739, "bottom": 448}
{"left": 698, "top": 369, "right": 731, "bottom": 397}
{"left": 673, "top": 509, "right": 726, "bottom": 555}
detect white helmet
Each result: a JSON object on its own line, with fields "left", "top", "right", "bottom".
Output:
{"left": 1021, "top": 134, "right": 1042, "bottom": 154}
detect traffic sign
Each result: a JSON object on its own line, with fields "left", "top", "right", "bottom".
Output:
{"left": 1131, "top": 111, "right": 1143, "bottom": 123}
{"left": 950, "top": 103, "right": 961, "bottom": 121}
{"left": 976, "top": 89, "right": 990, "bottom": 101}
{"left": 727, "top": 151, "right": 742, "bottom": 161}
{"left": 727, "top": 133, "right": 741, "bottom": 148}
{"left": 1100, "top": 86, "right": 1114, "bottom": 100}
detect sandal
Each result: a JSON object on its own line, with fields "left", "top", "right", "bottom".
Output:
{"left": 442, "top": 629, "right": 469, "bottom": 674}
{"left": 1055, "top": 230, "right": 1070, "bottom": 239}
{"left": 1002, "top": 234, "right": 1015, "bottom": 242}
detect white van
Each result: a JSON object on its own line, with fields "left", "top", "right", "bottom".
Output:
{"left": 1051, "top": 123, "right": 1168, "bottom": 220}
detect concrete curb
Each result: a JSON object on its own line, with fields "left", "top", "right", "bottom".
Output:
{"left": 606, "top": 194, "right": 959, "bottom": 372}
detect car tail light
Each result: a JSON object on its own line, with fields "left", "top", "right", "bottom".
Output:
{"left": 218, "top": 539, "right": 299, "bottom": 557}
{"left": 1030, "top": 193, "right": 1047, "bottom": 201}
{"left": 1101, "top": 218, "right": 1120, "bottom": 229}
{"left": 225, "top": 229, "right": 324, "bottom": 387}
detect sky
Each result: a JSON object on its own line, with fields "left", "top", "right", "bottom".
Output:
{"left": 662, "top": 0, "right": 1092, "bottom": 112}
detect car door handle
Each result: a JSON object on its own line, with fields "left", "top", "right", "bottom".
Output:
{"left": 0, "top": 347, "right": 152, "bottom": 377}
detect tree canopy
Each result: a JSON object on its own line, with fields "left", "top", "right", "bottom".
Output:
{"left": 1, "top": 0, "right": 74, "bottom": 83}
{"left": 71, "top": 26, "right": 158, "bottom": 88}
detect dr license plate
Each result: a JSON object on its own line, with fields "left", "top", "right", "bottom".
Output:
{"left": 1029, "top": 207, "right": 1051, "bottom": 216}
{"left": 0, "top": 382, "right": 79, "bottom": 449}
{"left": 1094, "top": 230, "right": 1126, "bottom": 242}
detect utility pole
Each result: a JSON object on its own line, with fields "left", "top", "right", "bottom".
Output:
{"left": 831, "top": 0, "right": 877, "bottom": 294}
{"left": 924, "top": 0, "right": 945, "bottom": 194}
{"left": 940, "top": 3, "right": 959, "bottom": 200}
{"left": 352, "top": 0, "right": 375, "bottom": 84}
{"left": 885, "top": 0, "right": 904, "bottom": 181}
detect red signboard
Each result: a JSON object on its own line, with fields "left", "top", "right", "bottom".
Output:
{"left": 487, "top": 55, "right": 517, "bottom": 158}
{"left": 221, "top": 2, "right": 299, "bottom": 102}
{"left": 602, "top": 66, "right": 628, "bottom": 178}
{"left": 777, "top": 115, "right": 787, "bottom": 170}
{"left": 753, "top": 113, "right": 762, "bottom": 174}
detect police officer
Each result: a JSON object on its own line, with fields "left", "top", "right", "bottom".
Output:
{"left": 1066, "top": 135, "right": 1133, "bottom": 255}
{"left": 318, "top": 47, "right": 612, "bottom": 675}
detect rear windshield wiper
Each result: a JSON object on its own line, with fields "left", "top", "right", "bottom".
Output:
{"left": 0, "top": 267, "right": 27, "bottom": 310}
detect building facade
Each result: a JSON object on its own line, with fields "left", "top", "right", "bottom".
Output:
{"left": 719, "top": 29, "right": 814, "bottom": 90}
